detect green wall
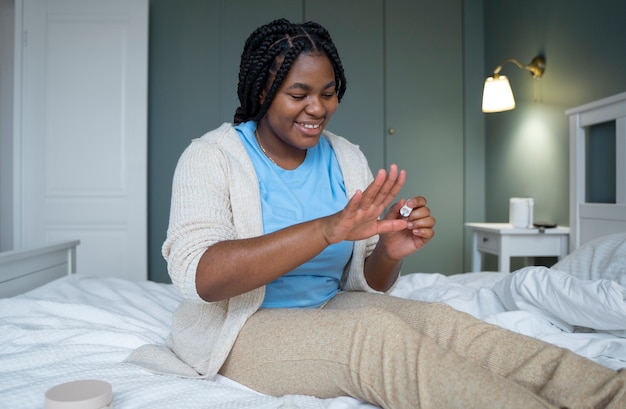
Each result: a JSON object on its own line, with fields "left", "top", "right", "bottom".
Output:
{"left": 482, "top": 0, "right": 626, "bottom": 269}
{"left": 148, "top": 0, "right": 626, "bottom": 282}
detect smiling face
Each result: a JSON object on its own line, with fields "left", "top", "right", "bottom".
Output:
{"left": 256, "top": 52, "right": 339, "bottom": 167}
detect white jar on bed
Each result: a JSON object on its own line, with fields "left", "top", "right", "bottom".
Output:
{"left": 45, "top": 379, "right": 113, "bottom": 409}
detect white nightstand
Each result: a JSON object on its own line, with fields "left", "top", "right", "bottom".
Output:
{"left": 465, "top": 223, "right": 570, "bottom": 273}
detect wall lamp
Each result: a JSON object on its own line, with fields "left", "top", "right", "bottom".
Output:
{"left": 482, "top": 55, "right": 546, "bottom": 113}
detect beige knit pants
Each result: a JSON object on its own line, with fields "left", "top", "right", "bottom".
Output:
{"left": 219, "top": 291, "right": 626, "bottom": 409}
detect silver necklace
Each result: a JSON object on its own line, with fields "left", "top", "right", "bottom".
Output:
{"left": 254, "top": 129, "right": 278, "bottom": 165}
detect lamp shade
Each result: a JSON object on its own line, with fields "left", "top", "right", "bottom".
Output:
{"left": 482, "top": 75, "right": 516, "bottom": 112}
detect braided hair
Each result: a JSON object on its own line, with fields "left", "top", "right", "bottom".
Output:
{"left": 233, "top": 18, "right": 347, "bottom": 124}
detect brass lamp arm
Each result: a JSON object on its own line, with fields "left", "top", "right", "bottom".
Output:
{"left": 492, "top": 55, "right": 546, "bottom": 79}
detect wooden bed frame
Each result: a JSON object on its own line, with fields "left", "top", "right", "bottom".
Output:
{"left": 1, "top": 93, "right": 625, "bottom": 298}
{"left": 0, "top": 240, "right": 79, "bottom": 297}
{"left": 566, "top": 91, "right": 626, "bottom": 250}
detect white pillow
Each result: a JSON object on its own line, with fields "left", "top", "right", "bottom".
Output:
{"left": 552, "top": 233, "right": 626, "bottom": 286}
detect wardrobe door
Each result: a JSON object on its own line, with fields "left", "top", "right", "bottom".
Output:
{"left": 217, "top": 1, "right": 303, "bottom": 125}
{"left": 305, "top": 0, "right": 386, "bottom": 173}
{"left": 385, "top": 0, "right": 464, "bottom": 274}
{"left": 147, "top": 0, "right": 223, "bottom": 282}
{"left": 309, "top": 0, "right": 465, "bottom": 275}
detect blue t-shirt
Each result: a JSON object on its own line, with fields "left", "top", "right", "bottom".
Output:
{"left": 236, "top": 121, "right": 353, "bottom": 308}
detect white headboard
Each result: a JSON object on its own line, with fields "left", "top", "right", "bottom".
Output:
{"left": 566, "top": 92, "right": 626, "bottom": 250}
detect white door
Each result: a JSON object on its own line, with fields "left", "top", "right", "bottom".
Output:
{"left": 16, "top": 0, "right": 148, "bottom": 280}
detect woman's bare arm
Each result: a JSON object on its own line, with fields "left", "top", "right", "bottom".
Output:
{"left": 196, "top": 218, "right": 330, "bottom": 301}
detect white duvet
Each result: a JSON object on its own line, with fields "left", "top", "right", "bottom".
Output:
{"left": 1, "top": 262, "right": 626, "bottom": 409}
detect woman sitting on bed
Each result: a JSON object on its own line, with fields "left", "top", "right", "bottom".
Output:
{"left": 150, "top": 18, "right": 626, "bottom": 409}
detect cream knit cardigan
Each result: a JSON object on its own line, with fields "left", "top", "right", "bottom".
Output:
{"left": 127, "top": 123, "right": 392, "bottom": 378}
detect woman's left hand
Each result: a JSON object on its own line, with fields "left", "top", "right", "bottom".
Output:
{"left": 378, "top": 196, "right": 436, "bottom": 260}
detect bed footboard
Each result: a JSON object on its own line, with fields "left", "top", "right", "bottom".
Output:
{"left": 0, "top": 240, "right": 80, "bottom": 298}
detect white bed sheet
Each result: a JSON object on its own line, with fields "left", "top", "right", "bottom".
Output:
{"left": 2, "top": 267, "right": 626, "bottom": 409}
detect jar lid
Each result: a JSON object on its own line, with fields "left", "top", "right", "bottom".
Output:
{"left": 45, "top": 379, "right": 112, "bottom": 409}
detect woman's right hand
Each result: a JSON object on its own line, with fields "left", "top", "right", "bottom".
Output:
{"left": 322, "top": 164, "right": 409, "bottom": 244}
